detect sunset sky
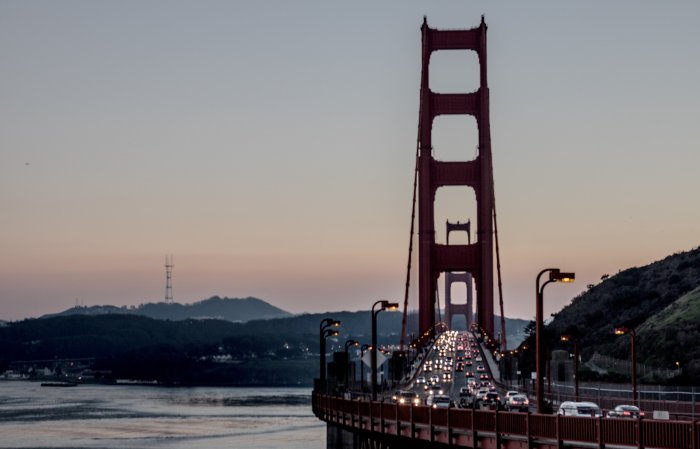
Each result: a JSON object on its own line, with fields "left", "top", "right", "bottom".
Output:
{"left": 1, "top": 1, "right": 698, "bottom": 323}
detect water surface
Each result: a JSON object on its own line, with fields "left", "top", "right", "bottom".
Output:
{"left": 0, "top": 381, "right": 325, "bottom": 449}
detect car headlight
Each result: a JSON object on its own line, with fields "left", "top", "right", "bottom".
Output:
{"left": 399, "top": 398, "right": 405, "bottom": 404}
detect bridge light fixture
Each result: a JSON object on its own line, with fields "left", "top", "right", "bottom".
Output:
{"left": 535, "top": 268, "right": 575, "bottom": 413}
{"left": 371, "top": 300, "right": 399, "bottom": 400}
{"left": 319, "top": 318, "right": 341, "bottom": 387}
{"left": 614, "top": 326, "right": 637, "bottom": 406}
{"left": 560, "top": 334, "right": 579, "bottom": 401}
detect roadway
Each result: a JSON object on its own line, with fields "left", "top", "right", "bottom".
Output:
{"left": 396, "top": 329, "right": 522, "bottom": 411}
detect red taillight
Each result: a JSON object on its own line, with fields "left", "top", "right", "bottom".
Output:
{"left": 623, "top": 411, "right": 630, "bottom": 416}
{"left": 639, "top": 412, "right": 645, "bottom": 416}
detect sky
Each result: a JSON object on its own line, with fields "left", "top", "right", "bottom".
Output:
{"left": 1, "top": 1, "right": 699, "bottom": 323}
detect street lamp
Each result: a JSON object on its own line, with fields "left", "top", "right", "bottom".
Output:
{"left": 319, "top": 318, "right": 340, "bottom": 386}
{"left": 536, "top": 268, "right": 575, "bottom": 413}
{"left": 344, "top": 339, "right": 359, "bottom": 388}
{"left": 614, "top": 326, "right": 637, "bottom": 406}
{"left": 360, "top": 344, "right": 371, "bottom": 392}
{"left": 371, "top": 300, "right": 399, "bottom": 400}
{"left": 560, "top": 335, "right": 579, "bottom": 401}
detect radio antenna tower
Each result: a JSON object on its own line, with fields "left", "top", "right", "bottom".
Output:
{"left": 165, "top": 255, "right": 174, "bottom": 304}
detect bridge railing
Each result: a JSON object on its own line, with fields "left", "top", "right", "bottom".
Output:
{"left": 313, "top": 392, "right": 699, "bottom": 449}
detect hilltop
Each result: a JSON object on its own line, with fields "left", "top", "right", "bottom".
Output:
{"left": 44, "top": 296, "right": 291, "bottom": 323}
{"left": 543, "top": 246, "right": 700, "bottom": 379}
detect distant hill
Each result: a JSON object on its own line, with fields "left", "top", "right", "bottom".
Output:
{"left": 43, "top": 299, "right": 527, "bottom": 347}
{"left": 45, "top": 296, "right": 291, "bottom": 323}
{"left": 542, "top": 246, "right": 700, "bottom": 379}
{"left": 1, "top": 305, "right": 529, "bottom": 385}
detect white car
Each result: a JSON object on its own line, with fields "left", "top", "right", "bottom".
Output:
{"left": 504, "top": 390, "right": 519, "bottom": 400}
{"left": 557, "top": 401, "right": 602, "bottom": 417}
{"left": 430, "top": 394, "right": 453, "bottom": 409}
{"left": 416, "top": 376, "right": 426, "bottom": 384}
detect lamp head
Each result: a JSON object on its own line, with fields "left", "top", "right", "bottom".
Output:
{"left": 386, "top": 302, "right": 399, "bottom": 311}
{"left": 614, "top": 327, "right": 630, "bottom": 336}
{"left": 324, "top": 329, "right": 339, "bottom": 338}
{"left": 321, "top": 318, "right": 341, "bottom": 330}
{"left": 560, "top": 335, "right": 572, "bottom": 342}
{"left": 550, "top": 269, "right": 575, "bottom": 283}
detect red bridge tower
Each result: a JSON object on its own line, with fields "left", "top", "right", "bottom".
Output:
{"left": 418, "top": 17, "right": 495, "bottom": 339}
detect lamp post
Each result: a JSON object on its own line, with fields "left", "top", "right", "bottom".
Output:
{"left": 536, "top": 268, "right": 575, "bottom": 413}
{"left": 319, "top": 318, "right": 340, "bottom": 387}
{"left": 344, "top": 339, "right": 359, "bottom": 388}
{"left": 371, "top": 300, "right": 399, "bottom": 400}
{"left": 560, "top": 335, "right": 579, "bottom": 401}
{"left": 614, "top": 326, "right": 637, "bottom": 406}
{"left": 360, "top": 344, "right": 371, "bottom": 392}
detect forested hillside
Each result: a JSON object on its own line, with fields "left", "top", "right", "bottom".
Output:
{"left": 519, "top": 246, "right": 700, "bottom": 381}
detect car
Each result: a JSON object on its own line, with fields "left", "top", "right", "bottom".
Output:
{"left": 476, "top": 365, "right": 485, "bottom": 372}
{"left": 464, "top": 371, "right": 475, "bottom": 378}
{"left": 416, "top": 376, "right": 426, "bottom": 384}
{"left": 479, "top": 373, "right": 490, "bottom": 380}
{"left": 465, "top": 376, "right": 476, "bottom": 387}
{"left": 475, "top": 388, "right": 489, "bottom": 400}
{"left": 442, "top": 372, "right": 452, "bottom": 382}
{"left": 505, "top": 394, "right": 529, "bottom": 412}
{"left": 430, "top": 394, "right": 453, "bottom": 409}
{"left": 393, "top": 390, "right": 422, "bottom": 406}
{"left": 427, "top": 385, "right": 444, "bottom": 395}
{"left": 557, "top": 401, "right": 602, "bottom": 417}
{"left": 429, "top": 375, "right": 440, "bottom": 384}
{"left": 477, "top": 392, "right": 501, "bottom": 410}
{"left": 459, "top": 387, "right": 471, "bottom": 397}
{"left": 475, "top": 355, "right": 483, "bottom": 362}
{"left": 607, "top": 405, "right": 644, "bottom": 419}
{"left": 504, "top": 390, "right": 520, "bottom": 400}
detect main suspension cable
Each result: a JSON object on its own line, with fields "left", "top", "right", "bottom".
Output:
{"left": 399, "top": 111, "right": 421, "bottom": 352}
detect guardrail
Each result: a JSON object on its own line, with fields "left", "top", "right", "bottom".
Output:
{"left": 508, "top": 381, "right": 700, "bottom": 420}
{"left": 313, "top": 393, "right": 700, "bottom": 449}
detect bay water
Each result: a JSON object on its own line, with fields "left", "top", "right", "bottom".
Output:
{"left": 0, "top": 381, "right": 325, "bottom": 449}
